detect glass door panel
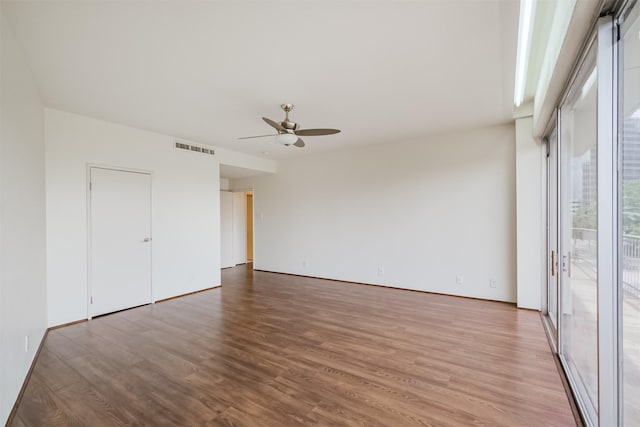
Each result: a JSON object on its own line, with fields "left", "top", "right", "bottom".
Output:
{"left": 620, "top": 2, "right": 640, "bottom": 424}
{"left": 559, "top": 44, "right": 598, "bottom": 423}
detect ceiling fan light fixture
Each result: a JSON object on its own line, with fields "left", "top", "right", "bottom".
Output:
{"left": 275, "top": 133, "right": 298, "bottom": 146}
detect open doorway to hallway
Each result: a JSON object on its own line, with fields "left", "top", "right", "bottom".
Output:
{"left": 220, "top": 163, "right": 260, "bottom": 270}
{"left": 220, "top": 189, "right": 253, "bottom": 268}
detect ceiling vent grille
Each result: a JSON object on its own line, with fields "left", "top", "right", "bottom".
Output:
{"left": 174, "top": 140, "right": 215, "bottom": 156}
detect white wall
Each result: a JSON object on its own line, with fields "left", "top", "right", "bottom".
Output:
{"left": 45, "top": 109, "right": 226, "bottom": 326}
{"left": 515, "top": 116, "right": 544, "bottom": 310}
{"left": 220, "top": 178, "right": 230, "bottom": 190}
{"left": 232, "top": 124, "right": 517, "bottom": 302}
{"left": 220, "top": 191, "right": 234, "bottom": 268}
{"left": 0, "top": 6, "right": 48, "bottom": 424}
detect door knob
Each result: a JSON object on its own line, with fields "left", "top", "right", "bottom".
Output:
{"left": 143, "top": 237, "right": 151, "bottom": 242}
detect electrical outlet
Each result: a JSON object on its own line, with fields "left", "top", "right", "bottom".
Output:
{"left": 456, "top": 276, "right": 463, "bottom": 285}
{"left": 302, "top": 260, "right": 308, "bottom": 267}
{"left": 377, "top": 267, "right": 384, "bottom": 276}
{"left": 489, "top": 279, "right": 497, "bottom": 289}
{"left": 25, "top": 335, "right": 29, "bottom": 353}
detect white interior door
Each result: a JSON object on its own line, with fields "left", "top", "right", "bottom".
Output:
{"left": 90, "top": 167, "right": 152, "bottom": 317}
{"left": 220, "top": 191, "right": 234, "bottom": 268}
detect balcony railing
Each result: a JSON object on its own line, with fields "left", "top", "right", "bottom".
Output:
{"left": 572, "top": 227, "right": 640, "bottom": 299}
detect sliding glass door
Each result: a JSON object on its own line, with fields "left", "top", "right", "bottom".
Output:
{"left": 620, "top": 2, "right": 640, "bottom": 425}
{"left": 544, "top": 2, "right": 640, "bottom": 424}
{"left": 558, "top": 43, "right": 599, "bottom": 424}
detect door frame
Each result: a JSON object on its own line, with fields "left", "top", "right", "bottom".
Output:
{"left": 595, "top": 15, "right": 618, "bottom": 426}
{"left": 86, "top": 164, "right": 154, "bottom": 320}
{"left": 542, "top": 117, "right": 560, "bottom": 351}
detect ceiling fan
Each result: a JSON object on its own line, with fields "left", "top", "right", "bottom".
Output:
{"left": 238, "top": 104, "right": 341, "bottom": 148}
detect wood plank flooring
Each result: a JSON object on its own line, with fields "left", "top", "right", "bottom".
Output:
{"left": 11, "top": 265, "right": 576, "bottom": 426}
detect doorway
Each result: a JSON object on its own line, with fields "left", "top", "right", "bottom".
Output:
{"left": 232, "top": 191, "right": 247, "bottom": 265}
{"left": 219, "top": 189, "right": 254, "bottom": 268}
{"left": 220, "top": 190, "right": 234, "bottom": 268}
{"left": 246, "top": 192, "right": 253, "bottom": 262}
{"left": 89, "top": 167, "right": 152, "bottom": 317}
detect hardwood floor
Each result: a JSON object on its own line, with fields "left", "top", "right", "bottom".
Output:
{"left": 11, "top": 265, "right": 575, "bottom": 426}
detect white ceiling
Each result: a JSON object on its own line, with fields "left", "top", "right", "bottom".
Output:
{"left": 3, "top": 0, "right": 518, "bottom": 160}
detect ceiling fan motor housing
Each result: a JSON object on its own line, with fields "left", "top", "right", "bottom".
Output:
{"left": 280, "top": 104, "right": 298, "bottom": 132}
{"left": 280, "top": 121, "right": 299, "bottom": 132}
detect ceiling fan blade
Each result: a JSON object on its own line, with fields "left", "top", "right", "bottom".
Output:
{"left": 294, "top": 128, "right": 341, "bottom": 136}
{"left": 237, "top": 134, "right": 278, "bottom": 140}
{"left": 263, "top": 117, "right": 285, "bottom": 132}
{"left": 293, "top": 138, "right": 305, "bottom": 148}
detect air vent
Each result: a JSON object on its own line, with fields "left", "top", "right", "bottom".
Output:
{"left": 174, "top": 140, "right": 215, "bottom": 156}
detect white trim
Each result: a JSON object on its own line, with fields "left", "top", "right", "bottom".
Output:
{"left": 543, "top": 119, "right": 560, "bottom": 343}
{"left": 542, "top": 141, "right": 549, "bottom": 316}
{"left": 596, "top": 15, "right": 619, "bottom": 427}
{"left": 556, "top": 106, "right": 565, "bottom": 363}
{"left": 86, "top": 166, "right": 92, "bottom": 320}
